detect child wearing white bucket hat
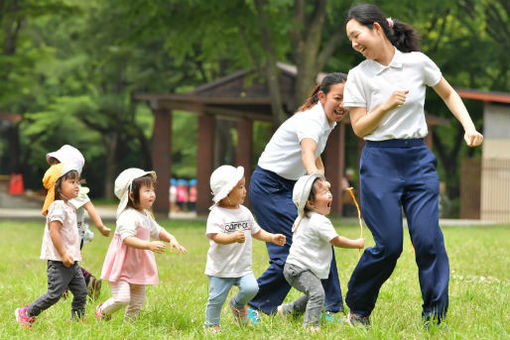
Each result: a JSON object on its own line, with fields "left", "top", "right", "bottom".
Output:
{"left": 277, "top": 173, "right": 364, "bottom": 332}
{"left": 96, "top": 168, "right": 187, "bottom": 322}
{"left": 46, "top": 144, "right": 110, "bottom": 300}
{"left": 203, "top": 165, "right": 286, "bottom": 333}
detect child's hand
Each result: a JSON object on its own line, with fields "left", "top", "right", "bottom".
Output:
{"left": 232, "top": 230, "right": 245, "bottom": 243}
{"left": 356, "top": 238, "right": 365, "bottom": 249}
{"left": 149, "top": 241, "right": 166, "bottom": 254}
{"left": 62, "top": 253, "right": 74, "bottom": 267}
{"left": 98, "top": 225, "right": 111, "bottom": 237}
{"left": 169, "top": 239, "right": 187, "bottom": 255}
{"left": 272, "top": 233, "right": 286, "bottom": 246}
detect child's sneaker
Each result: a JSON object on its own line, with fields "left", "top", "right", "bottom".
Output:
{"left": 15, "top": 306, "right": 35, "bottom": 330}
{"left": 321, "top": 311, "right": 344, "bottom": 323}
{"left": 247, "top": 306, "right": 260, "bottom": 324}
{"left": 88, "top": 276, "right": 102, "bottom": 300}
{"left": 203, "top": 325, "right": 221, "bottom": 334}
{"left": 347, "top": 312, "right": 370, "bottom": 327}
{"left": 95, "top": 303, "right": 111, "bottom": 321}
{"left": 229, "top": 299, "right": 248, "bottom": 326}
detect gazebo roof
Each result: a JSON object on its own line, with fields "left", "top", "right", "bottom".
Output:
{"left": 134, "top": 63, "right": 333, "bottom": 122}
{"left": 134, "top": 63, "right": 447, "bottom": 125}
{"left": 456, "top": 88, "right": 510, "bottom": 104}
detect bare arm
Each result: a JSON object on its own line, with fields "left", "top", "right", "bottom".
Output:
{"left": 49, "top": 220, "right": 74, "bottom": 267}
{"left": 159, "top": 229, "right": 187, "bottom": 254}
{"left": 330, "top": 235, "right": 364, "bottom": 249}
{"left": 210, "top": 231, "right": 245, "bottom": 245}
{"left": 301, "top": 138, "right": 323, "bottom": 175}
{"left": 432, "top": 77, "right": 483, "bottom": 147}
{"left": 123, "top": 236, "right": 166, "bottom": 254}
{"left": 252, "top": 229, "right": 286, "bottom": 246}
{"left": 349, "top": 90, "right": 408, "bottom": 137}
{"left": 83, "top": 201, "right": 110, "bottom": 236}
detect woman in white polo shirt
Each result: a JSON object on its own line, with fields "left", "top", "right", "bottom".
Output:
{"left": 247, "top": 73, "right": 348, "bottom": 320}
{"left": 342, "top": 4, "right": 483, "bottom": 327}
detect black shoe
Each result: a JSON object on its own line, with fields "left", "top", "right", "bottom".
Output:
{"left": 348, "top": 312, "right": 370, "bottom": 327}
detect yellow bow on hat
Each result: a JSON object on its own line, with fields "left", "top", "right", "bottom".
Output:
{"left": 41, "top": 163, "right": 64, "bottom": 216}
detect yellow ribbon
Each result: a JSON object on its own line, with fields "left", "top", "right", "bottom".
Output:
{"left": 347, "top": 187, "right": 363, "bottom": 261}
{"left": 41, "top": 163, "right": 64, "bottom": 216}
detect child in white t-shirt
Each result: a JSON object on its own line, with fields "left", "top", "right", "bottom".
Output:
{"left": 204, "top": 165, "right": 286, "bottom": 333}
{"left": 278, "top": 173, "right": 364, "bottom": 332}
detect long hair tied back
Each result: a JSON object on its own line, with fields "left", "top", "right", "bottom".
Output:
{"left": 298, "top": 72, "right": 347, "bottom": 112}
{"left": 346, "top": 3, "right": 420, "bottom": 53}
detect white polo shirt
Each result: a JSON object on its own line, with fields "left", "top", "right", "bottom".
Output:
{"left": 258, "top": 102, "right": 336, "bottom": 180}
{"left": 343, "top": 47, "right": 442, "bottom": 141}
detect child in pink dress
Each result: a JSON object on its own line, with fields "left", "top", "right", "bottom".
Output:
{"left": 96, "top": 168, "right": 187, "bottom": 322}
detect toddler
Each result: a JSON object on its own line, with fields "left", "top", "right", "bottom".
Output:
{"left": 15, "top": 163, "right": 87, "bottom": 329}
{"left": 46, "top": 144, "right": 111, "bottom": 299}
{"left": 277, "top": 173, "right": 364, "bottom": 332}
{"left": 204, "top": 165, "right": 286, "bottom": 333}
{"left": 96, "top": 168, "right": 186, "bottom": 322}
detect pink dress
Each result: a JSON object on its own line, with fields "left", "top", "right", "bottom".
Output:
{"left": 101, "top": 209, "right": 163, "bottom": 285}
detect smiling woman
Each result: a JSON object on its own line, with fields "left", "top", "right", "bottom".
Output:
{"left": 247, "top": 73, "right": 348, "bottom": 319}
{"left": 342, "top": 3, "right": 483, "bottom": 328}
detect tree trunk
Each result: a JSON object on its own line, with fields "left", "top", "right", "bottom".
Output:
{"left": 103, "top": 132, "right": 118, "bottom": 200}
{"left": 253, "top": 0, "right": 287, "bottom": 126}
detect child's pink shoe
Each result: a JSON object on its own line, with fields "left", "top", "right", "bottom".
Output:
{"left": 15, "top": 306, "right": 35, "bottom": 330}
{"left": 95, "top": 304, "right": 111, "bottom": 321}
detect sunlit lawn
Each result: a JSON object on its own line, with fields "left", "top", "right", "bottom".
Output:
{"left": 1, "top": 218, "right": 509, "bottom": 339}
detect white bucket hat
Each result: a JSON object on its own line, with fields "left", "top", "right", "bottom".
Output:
{"left": 114, "top": 168, "right": 156, "bottom": 218}
{"left": 292, "top": 173, "right": 323, "bottom": 232}
{"left": 210, "top": 165, "right": 244, "bottom": 205}
{"left": 46, "top": 145, "right": 85, "bottom": 175}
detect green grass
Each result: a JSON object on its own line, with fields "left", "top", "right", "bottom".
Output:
{"left": 1, "top": 218, "right": 509, "bottom": 339}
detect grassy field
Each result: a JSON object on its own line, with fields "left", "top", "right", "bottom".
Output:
{"left": 1, "top": 218, "right": 509, "bottom": 339}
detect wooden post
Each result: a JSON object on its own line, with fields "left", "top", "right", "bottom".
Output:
{"left": 197, "top": 113, "right": 216, "bottom": 215}
{"left": 324, "top": 122, "right": 346, "bottom": 216}
{"left": 236, "top": 118, "right": 253, "bottom": 207}
{"left": 151, "top": 107, "right": 171, "bottom": 217}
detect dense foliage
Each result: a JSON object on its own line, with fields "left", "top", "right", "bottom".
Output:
{"left": 1, "top": 0, "right": 507, "bottom": 210}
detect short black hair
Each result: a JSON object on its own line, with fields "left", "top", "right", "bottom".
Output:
{"left": 127, "top": 174, "right": 156, "bottom": 209}
{"left": 54, "top": 170, "right": 80, "bottom": 200}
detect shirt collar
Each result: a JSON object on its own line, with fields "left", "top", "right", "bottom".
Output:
{"left": 367, "top": 47, "right": 403, "bottom": 75}
{"left": 315, "top": 101, "right": 337, "bottom": 130}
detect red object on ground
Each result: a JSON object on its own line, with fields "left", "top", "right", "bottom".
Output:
{"left": 8, "top": 173, "right": 24, "bottom": 195}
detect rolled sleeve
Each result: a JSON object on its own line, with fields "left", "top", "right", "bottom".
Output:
{"left": 343, "top": 70, "right": 366, "bottom": 108}
{"left": 421, "top": 53, "right": 442, "bottom": 87}
{"left": 47, "top": 201, "right": 66, "bottom": 224}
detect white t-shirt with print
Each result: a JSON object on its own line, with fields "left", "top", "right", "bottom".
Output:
{"left": 257, "top": 102, "right": 336, "bottom": 180}
{"left": 205, "top": 205, "right": 261, "bottom": 278}
{"left": 343, "top": 47, "right": 442, "bottom": 141}
{"left": 286, "top": 212, "right": 339, "bottom": 279}
{"left": 40, "top": 200, "right": 82, "bottom": 262}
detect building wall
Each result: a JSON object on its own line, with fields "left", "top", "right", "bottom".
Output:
{"left": 481, "top": 103, "right": 510, "bottom": 222}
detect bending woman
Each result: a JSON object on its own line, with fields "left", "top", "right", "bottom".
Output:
{"left": 248, "top": 73, "right": 348, "bottom": 319}
{"left": 343, "top": 3, "right": 483, "bottom": 326}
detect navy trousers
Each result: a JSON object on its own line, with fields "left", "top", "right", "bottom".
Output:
{"left": 345, "top": 139, "right": 449, "bottom": 321}
{"left": 248, "top": 166, "right": 344, "bottom": 315}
